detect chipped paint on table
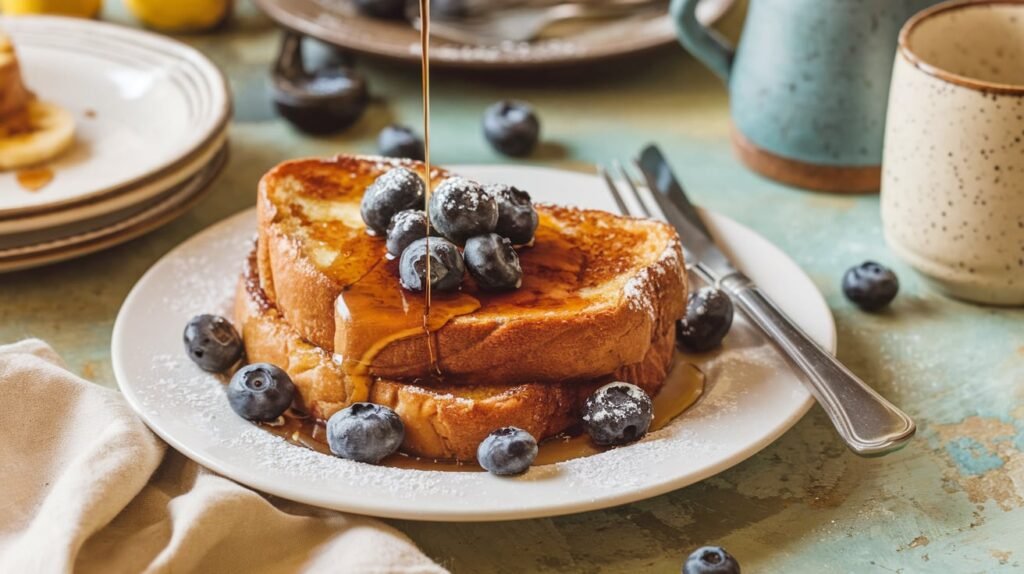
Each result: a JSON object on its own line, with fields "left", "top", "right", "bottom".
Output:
{"left": 0, "top": 2, "right": 1021, "bottom": 572}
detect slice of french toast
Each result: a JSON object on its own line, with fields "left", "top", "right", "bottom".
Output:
{"left": 236, "top": 249, "right": 672, "bottom": 461}
{"left": 257, "top": 155, "right": 686, "bottom": 387}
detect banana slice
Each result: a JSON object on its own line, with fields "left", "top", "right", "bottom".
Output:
{"left": 0, "top": 101, "right": 75, "bottom": 171}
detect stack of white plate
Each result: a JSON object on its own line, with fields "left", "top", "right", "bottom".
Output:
{"left": 0, "top": 16, "right": 230, "bottom": 272}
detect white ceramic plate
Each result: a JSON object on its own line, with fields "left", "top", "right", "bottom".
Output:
{"left": 112, "top": 165, "right": 834, "bottom": 522}
{"left": 0, "top": 145, "right": 227, "bottom": 273}
{"left": 0, "top": 16, "right": 229, "bottom": 216}
{"left": 0, "top": 131, "right": 228, "bottom": 245}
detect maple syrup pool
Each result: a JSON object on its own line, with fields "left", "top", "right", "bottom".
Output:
{"left": 253, "top": 360, "right": 705, "bottom": 472}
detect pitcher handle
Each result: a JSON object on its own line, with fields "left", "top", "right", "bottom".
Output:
{"left": 670, "top": 0, "right": 735, "bottom": 82}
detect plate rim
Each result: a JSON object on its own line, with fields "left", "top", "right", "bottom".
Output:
{"left": 0, "top": 15, "right": 232, "bottom": 218}
{"left": 111, "top": 164, "right": 835, "bottom": 521}
{"left": 0, "top": 130, "right": 228, "bottom": 236}
{"left": 0, "top": 145, "right": 229, "bottom": 273}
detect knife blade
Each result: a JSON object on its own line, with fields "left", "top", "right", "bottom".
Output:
{"left": 636, "top": 144, "right": 737, "bottom": 279}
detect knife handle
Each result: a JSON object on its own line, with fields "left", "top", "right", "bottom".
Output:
{"left": 719, "top": 273, "right": 916, "bottom": 457}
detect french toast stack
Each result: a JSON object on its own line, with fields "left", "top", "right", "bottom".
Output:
{"left": 237, "top": 155, "right": 687, "bottom": 461}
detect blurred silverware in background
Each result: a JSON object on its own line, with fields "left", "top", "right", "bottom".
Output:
{"left": 411, "top": 0, "right": 668, "bottom": 44}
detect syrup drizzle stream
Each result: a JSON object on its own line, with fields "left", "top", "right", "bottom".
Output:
{"left": 420, "top": 0, "right": 442, "bottom": 376}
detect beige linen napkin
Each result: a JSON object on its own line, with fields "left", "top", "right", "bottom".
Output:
{"left": 0, "top": 339, "right": 447, "bottom": 574}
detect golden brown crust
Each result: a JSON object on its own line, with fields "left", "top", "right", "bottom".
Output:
{"left": 373, "top": 328, "right": 673, "bottom": 461}
{"left": 256, "top": 155, "right": 448, "bottom": 350}
{"left": 235, "top": 251, "right": 674, "bottom": 461}
{"left": 257, "top": 155, "right": 687, "bottom": 386}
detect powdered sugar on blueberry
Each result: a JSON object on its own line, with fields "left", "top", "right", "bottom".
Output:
{"left": 428, "top": 176, "right": 499, "bottom": 244}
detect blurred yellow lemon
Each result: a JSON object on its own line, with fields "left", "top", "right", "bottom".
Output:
{"left": 124, "top": 0, "right": 231, "bottom": 32}
{"left": 0, "top": 0, "right": 101, "bottom": 17}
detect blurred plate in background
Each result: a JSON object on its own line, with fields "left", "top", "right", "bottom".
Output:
{"left": 253, "top": 0, "right": 736, "bottom": 69}
{"left": 0, "top": 145, "right": 228, "bottom": 273}
{"left": 0, "top": 16, "right": 230, "bottom": 216}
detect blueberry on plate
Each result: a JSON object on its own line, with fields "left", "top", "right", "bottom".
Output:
{"left": 399, "top": 236, "right": 465, "bottom": 292}
{"left": 483, "top": 100, "right": 540, "bottom": 157}
{"left": 354, "top": 0, "right": 406, "bottom": 19}
{"left": 183, "top": 314, "right": 243, "bottom": 372}
{"left": 227, "top": 363, "right": 295, "bottom": 422}
{"left": 464, "top": 233, "right": 523, "bottom": 291}
{"left": 378, "top": 124, "right": 425, "bottom": 161}
{"left": 582, "top": 382, "right": 654, "bottom": 446}
{"left": 428, "top": 177, "right": 498, "bottom": 244}
{"left": 487, "top": 183, "right": 538, "bottom": 245}
{"left": 477, "top": 427, "right": 538, "bottom": 476}
{"left": 361, "top": 167, "right": 426, "bottom": 235}
{"left": 683, "top": 546, "right": 740, "bottom": 574}
{"left": 677, "top": 287, "right": 734, "bottom": 353}
{"left": 842, "top": 261, "right": 899, "bottom": 311}
{"left": 386, "top": 209, "right": 431, "bottom": 258}
{"left": 327, "top": 403, "right": 405, "bottom": 463}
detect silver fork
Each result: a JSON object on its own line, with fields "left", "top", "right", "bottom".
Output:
{"left": 601, "top": 160, "right": 916, "bottom": 457}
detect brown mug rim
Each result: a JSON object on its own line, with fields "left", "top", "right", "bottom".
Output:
{"left": 898, "top": 0, "right": 1024, "bottom": 95}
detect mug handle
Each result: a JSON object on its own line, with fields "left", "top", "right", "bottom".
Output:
{"left": 670, "top": 0, "right": 735, "bottom": 82}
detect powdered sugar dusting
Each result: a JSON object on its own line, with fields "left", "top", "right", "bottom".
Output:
{"left": 435, "top": 177, "right": 490, "bottom": 213}
{"left": 624, "top": 239, "right": 683, "bottom": 319}
{"left": 160, "top": 232, "right": 251, "bottom": 317}
{"left": 582, "top": 382, "right": 651, "bottom": 425}
{"left": 370, "top": 167, "right": 425, "bottom": 197}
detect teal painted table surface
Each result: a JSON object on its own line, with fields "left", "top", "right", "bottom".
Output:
{"left": 2, "top": 3, "right": 1022, "bottom": 572}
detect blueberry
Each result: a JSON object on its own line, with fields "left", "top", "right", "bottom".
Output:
{"left": 582, "top": 382, "right": 654, "bottom": 446}
{"left": 361, "top": 167, "right": 426, "bottom": 235}
{"left": 843, "top": 261, "right": 899, "bottom": 311}
{"left": 399, "top": 237, "right": 465, "bottom": 292}
{"left": 183, "top": 314, "right": 243, "bottom": 372}
{"left": 483, "top": 100, "right": 540, "bottom": 157}
{"left": 386, "top": 209, "right": 432, "bottom": 258}
{"left": 676, "top": 287, "right": 734, "bottom": 353}
{"left": 477, "top": 427, "right": 538, "bottom": 476}
{"left": 683, "top": 546, "right": 740, "bottom": 574}
{"left": 273, "top": 68, "right": 368, "bottom": 135}
{"left": 327, "top": 403, "right": 405, "bottom": 463}
{"left": 428, "top": 177, "right": 498, "bottom": 244}
{"left": 487, "top": 184, "right": 538, "bottom": 245}
{"left": 377, "top": 124, "right": 425, "bottom": 161}
{"left": 464, "top": 233, "right": 522, "bottom": 291}
{"left": 227, "top": 363, "right": 296, "bottom": 422}
{"left": 354, "top": 0, "right": 406, "bottom": 19}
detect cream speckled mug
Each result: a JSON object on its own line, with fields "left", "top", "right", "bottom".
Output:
{"left": 882, "top": 0, "right": 1024, "bottom": 305}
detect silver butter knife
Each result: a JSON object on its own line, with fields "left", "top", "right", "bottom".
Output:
{"left": 636, "top": 144, "right": 916, "bottom": 457}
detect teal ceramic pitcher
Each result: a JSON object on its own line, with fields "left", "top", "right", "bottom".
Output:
{"left": 672, "top": 0, "right": 939, "bottom": 192}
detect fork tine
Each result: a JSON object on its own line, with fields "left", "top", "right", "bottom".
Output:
{"left": 613, "top": 160, "right": 652, "bottom": 218}
{"left": 599, "top": 165, "right": 632, "bottom": 216}
{"left": 619, "top": 159, "right": 706, "bottom": 283}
